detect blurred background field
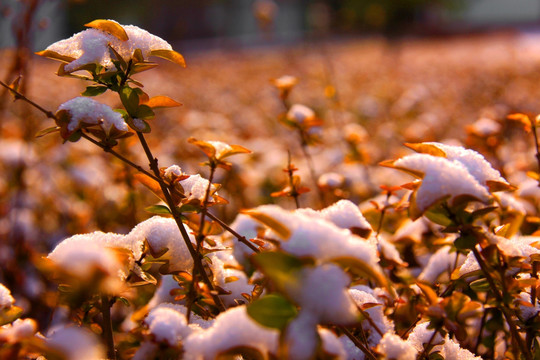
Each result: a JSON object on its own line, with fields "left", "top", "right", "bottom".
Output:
{"left": 2, "top": 0, "right": 540, "bottom": 328}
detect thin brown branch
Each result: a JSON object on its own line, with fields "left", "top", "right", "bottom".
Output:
{"left": 136, "top": 132, "right": 226, "bottom": 312}
{"left": 472, "top": 247, "right": 531, "bottom": 360}
{"left": 0, "top": 79, "right": 56, "bottom": 119}
{"left": 100, "top": 295, "right": 116, "bottom": 360}
{"left": 203, "top": 211, "right": 260, "bottom": 253}
{"left": 338, "top": 326, "right": 377, "bottom": 360}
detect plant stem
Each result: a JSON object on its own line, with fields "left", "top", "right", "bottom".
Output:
{"left": 100, "top": 295, "right": 116, "bottom": 360}
{"left": 81, "top": 133, "right": 158, "bottom": 181}
{"left": 286, "top": 151, "right": 301, "bottom": 209}
{"left": 471, "top": 247, "right": 531, "bottom": 359}
{"left": 531, "top": 123, "right": 540, "bottom": 187}
{"left": 0, "top": 79, "right": 56, "bottom": 119}
{"left": 338, "top": 326, "right": 377, "bottom": 360}
{"left": 203, "top": 211, "right": 259, "bottom": 253}
{"left": 298, "top": 130, "right": 325, "bottom": 208}
{"left": 197, "top": 163, "right": 217, "bottom": 244}
{"left": 419, "top": 327, "right": 440, "bottom": 360}
{"left": 135, "top": 132, "right": 226, "bottom": 312}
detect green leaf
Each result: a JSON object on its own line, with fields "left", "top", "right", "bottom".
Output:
{"left": 35, "top": 126, "right": 60, "bottom": 138}
{"left": 454, "top": 235, "right": 477, "bottom": 250}
{"left": 82, "top": 86, "right": 108, "bottom": 97}
{"left": 469, "top": 278, "right": 490, "bottom": 292}
{"left": 117, "top": 297, "right": 130, "bottom": 306}
{"left": 145, "top": 205, "right": 172, "bottom": 215}
{"left": 136, "top": 104, "right": 155, "bottom": 120}
{"left": 247, "top": 294, "right": 297, "bottom": 330}
{"left": 120, "top": 86, "right": 139, "bottom": 116}
{"left": 424, "top": 206, "right": 453, "bottom": 227}
{"left": 251, "top": 252, "right": 303, "bottom": 291}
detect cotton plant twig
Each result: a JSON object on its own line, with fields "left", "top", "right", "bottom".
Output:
{"left": 100, "top": 295, "right": 116, "bottom": 360}
{"left": 338, "top": 326, "right": 377, "bottom": 360}
{"left": 0, "top": 79, "right": 259, "bottom": 253}
{"left": 136, "top": 131, "right": 226, "bottom": 312}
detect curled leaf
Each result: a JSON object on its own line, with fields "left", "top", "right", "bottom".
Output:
{"left": 144, "top": 95, "right": 182, "bottom": 109}
{"left": 241, "top": 209, "right": 291, "bottom": 240}
{"left": 85, "top": 19, "right": 129, "bottom": 41}
{"left": 150, "top": 49, "right": 186, "bottom": 67}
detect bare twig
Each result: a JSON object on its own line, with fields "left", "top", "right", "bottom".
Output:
{"left": 100, "top": 295, "right": 116, "bottom": 360}
{"left": 136, "top": 132, "right": 226, "bottom": 312}
{"left": 338, "top": 326, "right": 377, "bottom": 360}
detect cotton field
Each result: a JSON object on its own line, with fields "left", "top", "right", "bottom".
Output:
{"left": 1, "top": 18, "right": 540, "bottom": 360}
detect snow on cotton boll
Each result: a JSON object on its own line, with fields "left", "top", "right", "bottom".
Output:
{"left": 46, "top": 326, "right": 105, "bottom": 360}
{"left": 127, "top": 216, "right": 196, "bottom": 273}
{"left": 284, "top": 263, "right": 359, "bottom": 325}
{"left": 144, "top": 303, "right": 193, "bottom": 346}
{"left": 208, "top": 253, "right": 254, "bottom": 307}
{"left": 222, "top": 213, "right": 269, "bottom": 269}
{"left": 377, "top": 333, "right": 417, "bottom": 360}
{"left": 183, "top": 305, "right": 279, "bottom": 360}
{"left": 0, "top": 283, "right": 14, "bottom": 310}
{"left": 349, "top": 288, "right": 393, "bottom": 346}
{"left": 56, "top": 97, "right": 128, "bottom": 138}
{"left": 47, "top": 232, "right": 135, "bottom": 293}
{"left": 411, "top": 142, "right": 510, "bottom": 191}
{"left": 39, "top": 19, "right": 183, "bottom": 73}
{"left": 418, "top": 245, "right": 464, "bottom": 283}
{"left": 0, "top": 319, "right": 37, "bottom": 343}
{"left": 243, "top": 205, "right": 378, "bottom": 267}
{"left": 387, "top": 153, "right": 491, "bottom": 218}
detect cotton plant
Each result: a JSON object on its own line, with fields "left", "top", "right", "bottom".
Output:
{"left": 5, "top": 14, "right": 540, "bottom": 360}
{"left": 0, "top": 19, "right": 261, "bottom": 359}
{"left": 384, "top": 142, "right": 540, "bottom": 359}
{"left": 235, "top": 201, "right": 393, "bottom": 358}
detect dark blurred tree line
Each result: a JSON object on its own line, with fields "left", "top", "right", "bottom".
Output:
{"left": 64, "top": 0, "right": 464, "bottom": 42}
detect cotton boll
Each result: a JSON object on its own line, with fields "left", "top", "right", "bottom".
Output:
{"left": 207, "top": 140, "right": 233, "bottom": 159}
{"left": 0, "top": 319, "right": 37, "bottom": 343}
{"left": 339, "top": 335, "right": 366, "bottom": 360}
{"left": 46, "top": 326, "right": 105, "bottom": 360}
{"left": 250, "top": 205, "right": 379, "bottom": 268}
{"left": 183, "top": 306, "right": 279, "bottom": 360}
{"left": 319, "top": 328, "right": 347, "bottom": 359}
{"left": 45, "top": 22, "right": 173, "bottom": 72}
{"left": 458, "top": 252, "right": 480, "bottom": 277}
{"left": 283, "top": 311, "right": 320, "bottom": 360}
{"left": 320, "top": 199, "right": 372, "bottom": 235}
{"left": 128, "top": 216, "right": 195, "bottom": 273}
{"left": 424, "top": 142, "right": 508, "bottom": 188}
{"left": 377, "top": 333, "right": 417, "bottom": 360}
{"left": 285, "top": 264, "right": 359, "bottom": 325}
{"left": 57, "top": 97, "right": 128, "bottom": 134}
{"left": 517, "top": 292, "right": 540, "bottom": 320}
{"left": 0, "top": 283, "right": 14, "bottom": 309}
{"left": 377, "top": 235, "right": 405, "bottom": 265}
{"left": 47, "top": 234, "right": 130, "bottom": 287}
{"left": 406, "top": 322, "right": 443, "bottom": 353}
{"left": 440, "top": 336, "right": 482, "bottom": 360}
{"left": 394, "top": 154, "right": 491, "bottom": 213}
{"left": 147, "top": 275, "right": 182, "bottom": 309}
{"left": 178, "top": 174, "right": 216, "bottom": 203}
{"left": 208, "top": 254, "right": 253, "bottom": 307}
{"left": 418, "top": 246, "right": 463, "bottom": 283}
{"left": 287, "top": 104, "right": 316, "bottom": 124}
{"left": 224, "top": 214, "right": 266, "bottom": 268}
{"left": 144, "top": 303, "right": 192, "bottom": 346}
{"left": 349, "top": 289, "right": 392, "bottom": 346}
